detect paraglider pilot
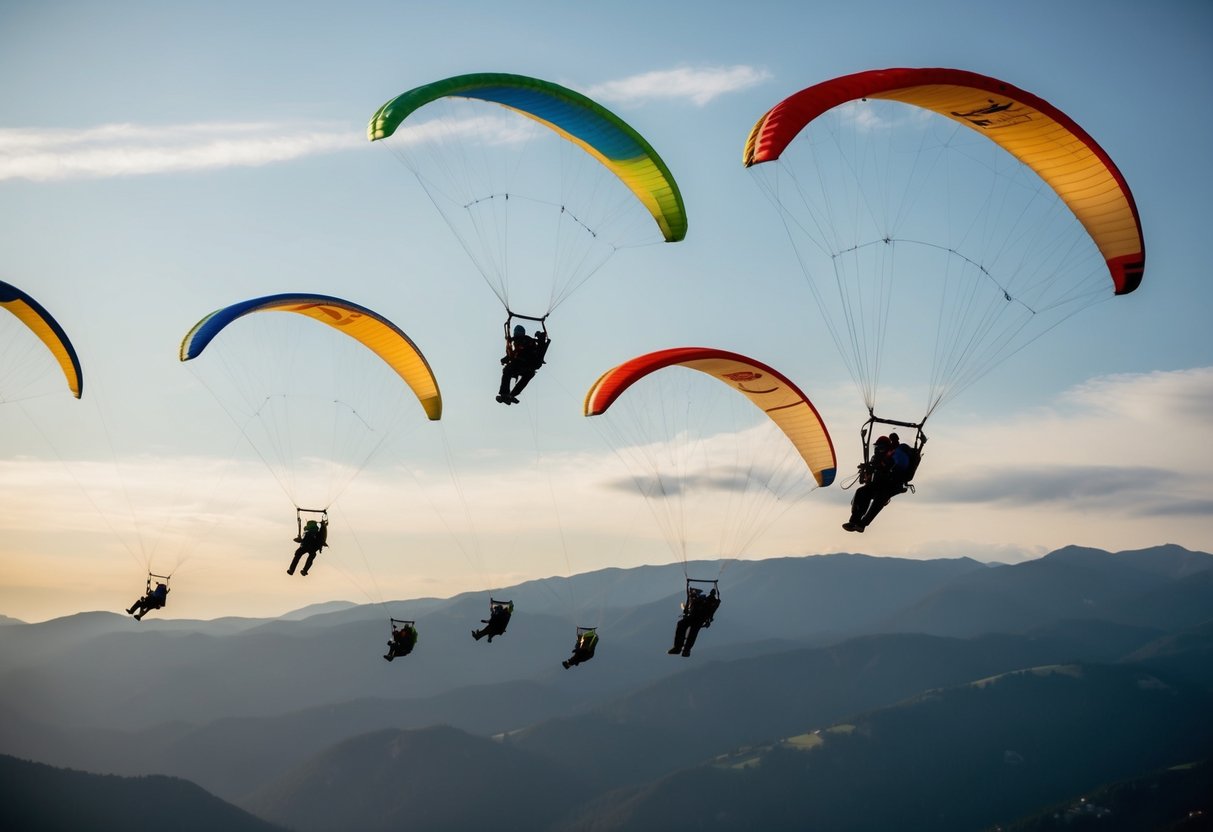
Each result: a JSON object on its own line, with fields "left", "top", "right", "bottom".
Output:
{"left": 563, "top": 627, "right": 598, "bottom": 669}
{"left": 127, "top": 581, "right": 169, "bottom": 621}
{"left": 472, "top": 599, "right": 513, "bottom": 642}
{"left": 668, "top": 586, "right": 720, "bottom": 657}
{"left": 384, "top": 620, "right": 418, "bottom": 661}
{"left": 288, "top": 518, "right": 328, "bottom": 576}
{"left": 497, "top": 324, "right": 550, "bottom": 404}
{"left": 843, "top": 435, "right": 910, "bottom": 532}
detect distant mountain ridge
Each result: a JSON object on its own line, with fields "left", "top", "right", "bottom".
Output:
{"left": 2, "top": 544, "right": 1210, "bottom": 830}
{"left": 0, "top": 552, "right": 991, "bottom": 731}
{"left": 881, "top": 543, "right": 1213, "bottom": 636}
{"left": 0, "top": 754, "right": 285, "bottom": 832}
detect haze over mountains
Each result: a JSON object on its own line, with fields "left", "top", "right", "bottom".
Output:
{"left": 3, "top": 544, "right": 1211, "bottom": 831}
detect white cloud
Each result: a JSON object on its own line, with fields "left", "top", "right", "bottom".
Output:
{"left": 834, "top": 100, "right": 936, "bottom": 133}
{"left": 876, "top": 366, "right": 1213, "bottom": 560}
{"left": 949, "top": 367, "right": 1213, "bottom": 489}
{"left": 392, "top": 112, "right": 534, "bottom": 150}
{"left": 584, "top": 65, "right": 772, "bottom": 107}
{"left": 0, "top": 121, "right": 363, "bottom": 181}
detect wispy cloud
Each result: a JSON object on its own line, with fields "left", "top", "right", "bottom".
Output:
{"left": 0, "top": 121, "right": 362, "bottom": 181}
{"left": 835, "top": 100, "right": 936, "bottom": 133}
{"left": 584, "top": 65, "right": 772, "bottom": 107}
{"left": 928, "top": 465, "right": 1177, "bottom": 508}
{"left": 392, "top": 113, "right": 534, "bottom": 149}
{"left": 609, "top": 467, "right": 787, "bottom": 500}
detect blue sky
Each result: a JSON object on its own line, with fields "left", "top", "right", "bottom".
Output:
{"left": 2, "top": 0, "right": 1211, "bottom": 622}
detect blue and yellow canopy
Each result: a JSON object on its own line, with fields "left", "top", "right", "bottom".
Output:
{"left": 180, "top": 293, "right": 441, "bottom": 420}
{"left": 0, "top": 279, "right": 83, "bottom": 398}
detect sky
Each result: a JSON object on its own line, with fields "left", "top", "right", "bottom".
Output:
{"left": 1, "top": 0, "right": 1211, "bottom": 623}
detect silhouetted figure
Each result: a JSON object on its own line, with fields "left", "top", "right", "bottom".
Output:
{"left": 288, "top": 518, "right": 328, "bottom": 576}
{"left": 384, "top": 622, "right": 417, "bottom": 661}
{"left": 563, "top": 628, "right": 599, "bottom": 669}
{"left": 127, "top": 581, "right": 169, "bottom": 622}
{"left": 668, "top": 587, "right": 720, "bottom": 657}
{"left": 472, "top": 600, "right": 513, "bottom": 642}
{"left": 843, "top": 435, "right": 910, "bottom": 532}
{"left": 497, "top": 325, "right": 550, "bottom": 404}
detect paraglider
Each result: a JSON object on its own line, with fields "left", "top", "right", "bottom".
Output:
{"left": 472, "top": 598, "right": 513, "bottom": 643}
{"left": 842, "top": 434, "right": 912, "bottom": 533}
{"left": 384, "top": 618, "right": 418, "bottom": 661}
{"left": 497, "top": 321, "right": 550, "bottom": 405}
{"left": 368, "top": 72, "right": 687, "bottom": 401}
{"left": 180, "top": 293, "right": 441, "bottom": 575}
{"left": 745, "top": 67, "right": 1144, "bottom": 525}
{"left": 667, "top": 580, "right": 721, "bottom": 657}
{"left": 4, "top": 281, "right": 224, "bottom": 602}
{"left": 126, "top": 574, "right": 170, "bottom": 621}
{"left": 586, "top": 347, "right": 835, "bottom": 654}
{"left": 288, "top": 515, "right": 328, "bottom": 576}
{"left": 562, "top": 626, "right": 598, "bottom": 669}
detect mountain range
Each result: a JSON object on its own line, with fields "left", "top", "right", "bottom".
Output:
{"left": 3, "top": 544, "right": 1210, "bottom": 830}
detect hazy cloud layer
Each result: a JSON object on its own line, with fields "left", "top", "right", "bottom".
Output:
{"left": 3, "top": 367, "right": 1211, "bottom": 621}
{"left": 0, "top": 122, "right": 362, "bottom": 181}
{"left": 928, "top": 465, "right": 1174, "bottom": 506}
{"left": 608, "top": 467, "right": 783, "bottom": 499}
{"left": 919, "top": 367, "right": 1213, "bottom": 519}
{"left": 584, "top": 65, "right": 772, "bottom": 107}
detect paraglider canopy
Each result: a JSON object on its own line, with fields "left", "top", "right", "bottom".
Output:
{"left": 745, "top": 67, "right": 1144, "bottom": 424}
{"left": 584, "top": 346, "right": 836, "bottom": 573}
{"left": 368, "top": 73, "right": 687, "bottom": 319}
{"left": 0, "top": 279, "right": 83, "bottom": 399}
{"left": 180, "top": 292, "right": 442, "bottom": 512}
{"left": 744, "top": 67, "right": 1144, "bottom": 294}
{"left": 369, "top": 72, "right": 687, "bottom": 243}
{"left": 180, "top": 293, "right": 442, "bottom": 421}
{"left": 585, "top": 347, "right": 836, "bottom": 487}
